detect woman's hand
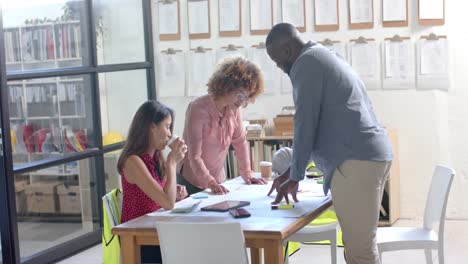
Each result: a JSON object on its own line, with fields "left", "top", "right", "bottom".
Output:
{"left": 176, "top": 184, "right": 188, "bottom": 201}
{"left": 167, "top": 138, "right": 187, "bottom": 165}
{"left": 244, "top": 177, "right": 267, "bottom": 185}
{"left": 208, "top": 180, "right": 229, "bottom": 195}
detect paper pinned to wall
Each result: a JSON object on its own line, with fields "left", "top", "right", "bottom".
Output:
{"left": 349, "top": 41, "right": 380, "bottom": 90}
{"left": 248, "top": 47, "right": 280, "bottom": 94}
{"left": 157, "top": 52, "right": 185, "bottom": 97}
{"left": 382, "top": 0, "right": 406, "bottom": 22}
{"left": 349, "top": 0, "right": 373, "bottom": 24}
{"left": 383, "top": 40, "right": 415, "bottom": 90}
{"left": 219, "top": 0, "right": 240, "bottom": 32}
{"left": 216, "top": 48, "right": 246, "bottom": 63}
{"left": 314, "top": 0, "right": 338, "bottom": 25}
{"left": 419, "top": 0, "right": 444, "bottom": 19}
{"left": 188, "top": 50, "right": 215, "bottom": 96}
{"left": 188, "top": 0, "right": 210, "bottom": 34}
{"left": 282, "top": 0, "right": 305, "bottom": 28}
{"left": 158, "top": 1, "right": 179, "bottom": 34}
{"left": 417, "top": 38, "right": 450, "bottom": 90}
{"left": 250, "top": 0, "right": 272, "bottom": 31}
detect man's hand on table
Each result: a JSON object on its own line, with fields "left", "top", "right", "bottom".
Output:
{"left": 269, "top": 178, "right": 300, "bottom": 205}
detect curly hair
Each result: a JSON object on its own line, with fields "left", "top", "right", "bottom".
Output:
{"left": 207, "top": 56, "right": 264, "bottom": 101}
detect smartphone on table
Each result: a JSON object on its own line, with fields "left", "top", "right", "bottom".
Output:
{"left": 229, "top": 208, "right": 251, "bottom": 218}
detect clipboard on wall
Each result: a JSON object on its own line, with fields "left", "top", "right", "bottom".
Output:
{"left": 249, "top": 0, "right": 274, "bottom": 35}
{"left": 349, "top": 36, "right": 380, "bottom": 90}
{"left": 382, "top": 0, "right": 408, "bottom": 27}
{"left": 382, "top": 35, "right": 414, "bottom": 90}
{"left": 418, "top": 0, "right": 445, "bottom": 26}
{"left": 188, "top": 0, "right": 211, "bottom": 39}
{"left": 348, "top": 0, "right": 374, "bottom": 29}
{"left": 158, "top": 0, "right": 181, "bottom": 40}
{"left": 314, "top": 0, "right": 339, "bottom": 31}
{"left": 281, "top": 0, "right": 306, "bottom": 32}
{"left": 218, "top": 0, "right": 242, "bottom": 37}
{"left": 416, "top": 33, "right": 449, "bottom": 90}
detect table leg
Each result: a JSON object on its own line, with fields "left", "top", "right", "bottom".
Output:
{"left": 120, "top": 235, "right": 140, "bottom": 264}
{"left": 264, "top": 240, "right": 284, "bottom": 264}
{"left": 250, "top": 247, "right": 262, "bottom": 264}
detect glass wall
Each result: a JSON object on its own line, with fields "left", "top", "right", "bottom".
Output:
{"left": 0, "top": 0, "right": 154, "bottom": 263}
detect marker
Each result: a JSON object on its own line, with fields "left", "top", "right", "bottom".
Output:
{"left": 271, "top": 204, "right": 295, "bottom": 210}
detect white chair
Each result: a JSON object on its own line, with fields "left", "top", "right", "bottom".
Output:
{"left": 155, "top": 222, "right": 248, "bottom": 264}
{"left": 284, "top": 222, "right": 338, "bottom": 264}
{"left": 377, "top": 165, "right": 455, "bottom": 264}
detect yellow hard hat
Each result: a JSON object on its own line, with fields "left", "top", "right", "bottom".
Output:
{"left": 103, "top": 131, "right": 124, "bottom": 146}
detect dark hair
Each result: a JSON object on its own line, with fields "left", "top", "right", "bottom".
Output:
{"left": 117, "top": 100, "right": 174, "bottom": 180}
{"left": 207, "top": 56, "right": 264, "bottom": 101}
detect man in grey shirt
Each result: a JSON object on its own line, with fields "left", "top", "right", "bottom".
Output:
{"left": 266, "top": 23, "right": 393, "bottom": 264}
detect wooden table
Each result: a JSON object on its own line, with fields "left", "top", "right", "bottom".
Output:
{"left": 112, "top": 178, "right": 332, "bottom": 264}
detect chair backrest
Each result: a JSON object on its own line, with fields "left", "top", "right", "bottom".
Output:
{"left": 156, "top": 221, "right": 248, "bottom": 264}
{"left": 423, "top": 165, "right": 455, "bottom": 231}
{"left": 102, "top": 189, "right": 122, "bottom": 264}
{"left": 102, "top": 189, "right": 122, "bottom": 227}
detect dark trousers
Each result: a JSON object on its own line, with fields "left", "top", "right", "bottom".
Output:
{"left": 177, "top": 173, "right": 204, "bottom": 195}
{"left": 141, "top": 245, "right": 162, "bottom": 264}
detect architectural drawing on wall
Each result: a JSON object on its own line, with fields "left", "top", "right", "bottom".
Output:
{"left": 418, "top": 0, "right": 444, "bottom": 25}
{"left": 216, "top": 44, "right": 245, "bottom": 63}
{"left": 348, "top": 0, "right": 374, "bottom": 29}
{"left": 281, "top": 0, "right": 306, "bottom": 32}
{"left": 157, "top": 48, "right": 186, "bottom": 97}
{"left": 318, "top": 38, "right": 347, "bottom": 61}
{"left": 187, "top": 47, "right": 215, "bottom": 96}
{"left": 250, "top": 0, "right": 273, "bottom": 35}
{"left": 187, "top": 0, "right": 211, "bottom": 39}
{"left": 248, "top": 43, "right": 280, "bottom": 94}
{"left": 383, "top": 35, "right": 415, "bottom": 90}
{"left": 417, "top": 33, "right": 449, "bottom": 90}
{"left": 314, "top": 0, "right": 339, "bottom": 31}
{"left": 382, "top": 0, "right": 408, "bottom": 27}
{"left": 218, "top": 0, "right": 241, "bottom": 36}
{"left": 157, "top": 0, "right": 181, "bottom": 40}
{"left": 349, "top": 37, "right": 380, "bottom": 90}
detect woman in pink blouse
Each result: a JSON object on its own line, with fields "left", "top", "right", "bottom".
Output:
{"left": 118, "top": 100, "right": 188, "bottom": 263}
{"left": 180, "top": 56, "right": 267, "bottom": 194}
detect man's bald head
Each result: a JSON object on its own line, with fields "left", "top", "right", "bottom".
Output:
{"left": 265, "top": 23, "right": 300, "bottom": 47}
{"left": 265, "top": 23, "right": 305, "bottom": 75}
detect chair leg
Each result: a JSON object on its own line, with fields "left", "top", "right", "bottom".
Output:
{"left": 284, "top": 241, "right": 290, "bottom": 264}
{"left": 424, "top": 249, "right": 433, "bottom": 264}
{"left": 438, "top": 241, "right": 445, "bottom": 264}
{"left": 330, "top": 235, "right": 337, "bottom": 264}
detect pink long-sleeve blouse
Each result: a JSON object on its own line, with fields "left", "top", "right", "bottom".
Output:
{"left": 181, "top": 95, "right": 253, "bottom": 189}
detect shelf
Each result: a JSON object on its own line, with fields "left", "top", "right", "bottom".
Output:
{"left": 28, "top": 172, "right": 78, "bottom": 177}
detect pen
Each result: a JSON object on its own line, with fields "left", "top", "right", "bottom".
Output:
{"left": 271, "top": 205, "right": 295, "bottom": 210}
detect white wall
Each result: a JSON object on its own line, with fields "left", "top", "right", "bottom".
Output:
{"left": 152, "top": 0, "right": 468, "bottom": 220}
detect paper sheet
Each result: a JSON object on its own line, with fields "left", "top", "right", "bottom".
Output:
{"left": 188, "top": 50, "right": 215, "bottom": 96}
{"left": 314, "top": 0, "right": 338, "bottom": 25}
{"left": 282, "top": 0, "right": 305, "bottom": 27}
{"left": 350, "top": 42, "right": 380, "bottom": 89}
{"left": 216, "top": 48, "right": 245, "bottom": 63}
{"left": 248, "top": 48, "right": 280, "bottom": 94}
{"left": 419, "top": 0, "right": 444, "bottom": 19}
{"left": 219, "top": 0, "right": 240, "bottom": 32}
{"left": 349, "top": 0, "right": 373, "bottom": 24}
{"left": 188, "top": 0, "right": 210, "bottom": 34}
{"left": 250, "top": 0, "right": 272, "bottom": 30}
{"left": 158, "top": 1, "right": 179, "bottom": 34}
{"left": 157, "top": 52, "right": 185, "bottom": 97}
{"left": 382, "top": 0, "right": 406, "bottom": 22}
{"left": 420, "top": 39, "right": 448, "bottom": 75}
{"left": 383, "top": 40, "right": 415, "bottom": 90}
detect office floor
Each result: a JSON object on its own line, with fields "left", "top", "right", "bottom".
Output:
{"left": 56, "top": 219, "right": 468, "bottom": 264}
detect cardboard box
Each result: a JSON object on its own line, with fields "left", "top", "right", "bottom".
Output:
{"left": 15, "top": 180, "right": 28, "bottom": 214}
{"left": 57, "top": 184, "right": 81, "bottom": 214}
{"left": 25, "top": 182, "right": 60, "bottom": 214}
{"left": 273, "top": 115, "right": 294, "bottom": 136}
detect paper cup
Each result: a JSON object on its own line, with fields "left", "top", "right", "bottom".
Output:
{"left": 259, "top": 161, "right": 272, "bottom": 179}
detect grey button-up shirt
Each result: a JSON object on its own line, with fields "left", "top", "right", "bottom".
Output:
{"left": 289, "top": 41, "right": 393, "bottom": 194}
